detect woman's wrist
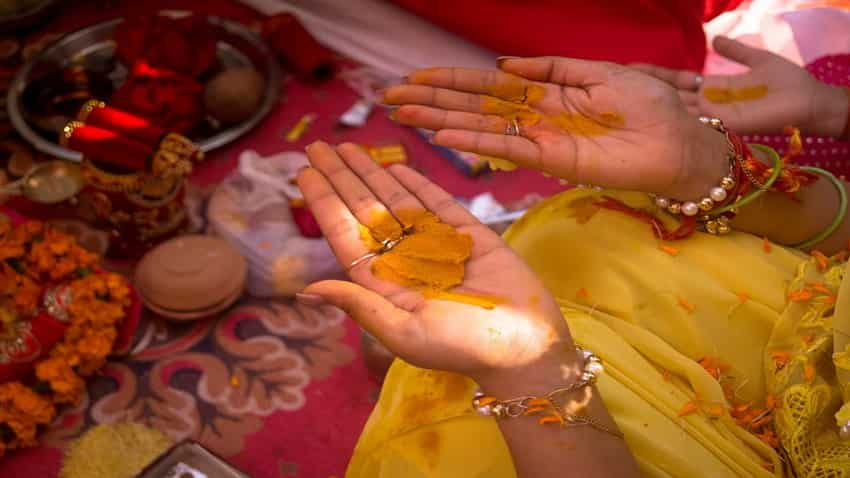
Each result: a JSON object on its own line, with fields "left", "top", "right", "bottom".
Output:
{"left": 474, "top": 345, "right": 582, "bottom": 398}
{"left": 662, "top": 124, "right": 729, "bottom": 201}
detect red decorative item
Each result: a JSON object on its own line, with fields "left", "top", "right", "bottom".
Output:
{"left": 111, "top": 62, "right": 204, "bottom": 134}
{"left": 81, "top": 102, "right": 166, "bottom": 145}
{"left": 263, "top": 13, "right": 335, "bottom": 81}
{"left": 75, "top": 164, "right": 188, "bottom": 259}
{"left": 61, "top": 122, "right": 152, "bottom": 172}
{"left": 114, "top": 14, "right": 218, "bottom": 78}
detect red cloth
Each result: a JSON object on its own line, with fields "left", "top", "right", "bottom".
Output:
{"left": 111, "top": 62, "right": 204, "bottom": 135}
{"left": 83, "top": 105, "right": 166, "bottom": 145}
{"left": 114, "top": 14, "right": 218, "bottom": 78}
{"left": 389, "top": 0, "right": 743, "bottom": 71}
{"left": 65, "top": 124, "right": 151, "bottom": 171}
{"left": 263, "top": 13, "right": 336, "bottom": 81}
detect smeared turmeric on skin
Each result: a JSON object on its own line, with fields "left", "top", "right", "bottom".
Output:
{"left": 549, "top": 112, "right": 624, "bottom": 136}
{"left": 362, "top": 209, "right": 502, "bottom": 307}
{"left": 486, "top": 76, "right": 547, "bottom": 104}
{"left": 702, "top": 85, "right": 768, "bottom": 104}
{"left": 423, "top": 290, "right": 506, "bottom": 309}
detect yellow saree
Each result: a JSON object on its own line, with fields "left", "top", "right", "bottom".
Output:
{"left": 346, "top": 189, "right": 850, "bottom": 477}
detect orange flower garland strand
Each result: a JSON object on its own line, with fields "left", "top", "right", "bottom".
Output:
{"left": 0, "top": 221, "right": 129, "bottom": 457}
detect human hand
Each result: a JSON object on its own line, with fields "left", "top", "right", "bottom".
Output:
{"left": 632, "top": 36, "right": 848, "bottom": 137}
{"left": 383, "top": 57, "right": 729, "bottom": 201}
{"left": 296, "top": 142, "right": 576, "bottom": 389}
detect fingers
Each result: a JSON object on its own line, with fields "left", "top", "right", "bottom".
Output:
{"left": 337, "top": 142, "right": 425, "bottom": 214}
{"left": 431, "top": 129, "right": 542, "bottom": 169}
{"left": 387, "top": 164, "right": 481, "bottom": 228}
{"left": 306, "top": 142, "right": 400, "bottom": 236}
{"left": 406, "top": 67, "right": 536, "bottom": 99}
{"left": 630, "top": 63, "right": 702, "bottom": 91}
{"left": 383, "top": 84, "right": 486, "bottom": 113}
{"left": 678, "top": 90, "right": 698, "bottom": 108}
{"left": 296, "top": 166, "right": 369, "bottom": 267}
{"left": 712, "top": 36, "right": 772, "bottom": 66}
{"left": 497, "top": 56, "right": 613, "bottom": 87}
{"left": 393, "top": 105, "right": 508, "bottom": 134}
{"left": 302, "top": 280, "right": 413, "bottom": 349}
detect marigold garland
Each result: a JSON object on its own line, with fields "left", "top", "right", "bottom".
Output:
{"left": 0, "top": 221, "right": 129, "bottom": 458}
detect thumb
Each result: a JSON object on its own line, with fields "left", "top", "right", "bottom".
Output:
{"left": 713, "top": 36, "right": 771, "bottom": 66}
{"left": 299, "top": 280, "right": 412, "bottom": 346}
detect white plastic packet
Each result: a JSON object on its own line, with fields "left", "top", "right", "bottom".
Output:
{"left": 207, "top": 150, "right": 342, "bottom": 297}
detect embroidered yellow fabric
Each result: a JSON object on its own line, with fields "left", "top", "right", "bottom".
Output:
{"left": 346, "top": 189, "right": 850, "bottom": 477}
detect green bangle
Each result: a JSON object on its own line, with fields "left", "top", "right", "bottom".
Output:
{"left": 712, "top": 144, "right": 783, "bottom": 215}
{"left": 791, "top": 166, "right": 848, "bottom": 250}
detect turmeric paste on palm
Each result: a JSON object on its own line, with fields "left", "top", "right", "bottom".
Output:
{"left": 702, "top": 85, "right": 768, "bottom": 103}
{"left": 361, "top": 209, "right": 478, "bottom": 297}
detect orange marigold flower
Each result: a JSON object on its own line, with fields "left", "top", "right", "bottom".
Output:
{"left": 0, "top": 241, "right": 25, "bottom": 261}
{"left": 677, "top": 296, "right": 695, "bottom": 313}
{"left": 678, "top": 400, "right": 700, "bottom": 417}
{"left": 808, "top": 282, "right": 832, "bottom": 294}
{"left": 804, "top": 364, "right": 815, "bottom": 383}
{"left": 737, "top": 291, "right": 750, "bottom": 303}
{"left": 14, "top": 276, "right": 42, "bottom": 314}
{"left": 766, "top": 394, "right": 780, "bottom": 411}
{"left": 576, "top": 288, "right": 589, "bottom": 299}
{"left": 538, "top": 414, "right": 565, "bottom": 425}
{"left": 35, "top": 357, "right": 84, "bottom": 404}
{"left": 659, "top": 244, "right": 680, "bottom": 256}
{"left": 704, "top": 403, "right": 726, "bottom": 418}
{"left": 788, "top": 288, "right": 813, "bottom": 302}
{"left": 45, "top": 228, "right": 73, "bottom": 256}
{"left": 756, "top": 428, "right": 780, "bottom": 448}
{"left": 811, "top": 250, "right": 829, "bottom": 271}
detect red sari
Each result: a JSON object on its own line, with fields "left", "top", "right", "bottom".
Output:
{"left": 389, "top": 0, "right": 744, "bottom": 71}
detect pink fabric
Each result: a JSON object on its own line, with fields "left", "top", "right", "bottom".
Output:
{"left": 741, "top": 54, "right": 850, "bottom": 177}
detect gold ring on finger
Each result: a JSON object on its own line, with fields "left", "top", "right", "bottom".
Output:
{"left": 505, "top": 119, "right": 521, "bottom": 137}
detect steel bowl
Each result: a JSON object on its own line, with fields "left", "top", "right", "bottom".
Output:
{"left": 0, "top": 0, "right": 59, "bottom": 32}
{"left": 7, "top": 12, "right": 280, "bottom": 161}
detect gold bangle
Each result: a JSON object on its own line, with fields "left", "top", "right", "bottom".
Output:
{"left": 76, "top": 99, "right": 106, "bottom": 123}
{"left": 59, "top": 120, "right": 84, "bottom": 148}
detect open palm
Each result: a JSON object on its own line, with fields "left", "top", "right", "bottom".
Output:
{"left": 634, "top": 37, "right": 845, "bottom": 137}
{"left": 297, "top": 142, "right": 573, "bottom": 380}
{"left": 385, "top": 57, "right": 722, "bottom": 199}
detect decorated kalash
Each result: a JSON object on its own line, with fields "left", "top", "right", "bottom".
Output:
{"left": 61, "top": 100, "right": 202, "bottom": 258}
{"left": 0, "top": 99, "right": 203, "bottom": 458}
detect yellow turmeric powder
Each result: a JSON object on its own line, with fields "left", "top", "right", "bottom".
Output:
{"left": 361, "top": 209, "right": 506, "bottom": 308}
{"left": 549, "top": 111, "right": 624, "bottom": 136}
{"left": 362, "top": 209, "right": 471, "bottom": 289}
{"left": 702, "top": 85, "right": 768, "bottom": 104}
{"left": 486, "top": 76, "right": 547, "bottom": 104}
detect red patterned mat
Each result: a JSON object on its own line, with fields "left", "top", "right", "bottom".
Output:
{"left": 0, "top": 1, "right": 563, "bottom": 477}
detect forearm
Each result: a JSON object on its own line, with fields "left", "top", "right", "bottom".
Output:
{"left": 476, "top": 353, "right": 640, "bottom": 478}
{"left": 731, "top": 147, "right": 850, "bottom": 254}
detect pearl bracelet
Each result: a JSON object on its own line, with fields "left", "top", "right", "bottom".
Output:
{"left": 471, "top": 347, "right": 623, "bottom": 437}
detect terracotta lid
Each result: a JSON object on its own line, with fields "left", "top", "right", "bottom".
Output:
{"left": 134, "top": 235, "right": 246, "bottom": 311}
{"left": 141, "top": 282, "right": 243, "bottom": 321}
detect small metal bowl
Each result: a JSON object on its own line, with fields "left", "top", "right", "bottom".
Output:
{"left": 7, "top": 12, "right": 280, "bottom": 161}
